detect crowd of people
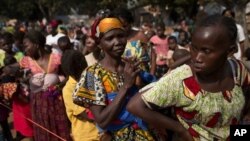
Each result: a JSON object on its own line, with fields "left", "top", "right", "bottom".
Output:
{"left": 0, "top": 7, "right": 249, "bottom": 141}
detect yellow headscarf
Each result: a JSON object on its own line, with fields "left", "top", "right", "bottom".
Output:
{"left": 92, "top": 17, "right": 124, "bottom": 39}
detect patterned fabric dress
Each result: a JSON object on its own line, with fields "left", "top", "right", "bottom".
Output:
{"left": 19, "top": 53, "right": 71, "bottom": 141}
{"left": 141, "top": 59, "right": 250, "bottom": 141}
{"left": 123, "top": 40, "right": 150, "bottom": 72}
{"left": 73, "top": 63, "right": 155, "bottom": 141}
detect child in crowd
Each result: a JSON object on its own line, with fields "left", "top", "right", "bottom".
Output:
{"left": 58, "top": 36, "right": 72, "bottom": 53}
{"left": 172, "top": 49, "right": 190, "bottom": 63}
{"left": 82, "top": 36, "right": 100, "bottom": 66}
{"left": 166, "top": 36, "right": 179, "bottom": 66}
{"left": 150, "top": 22, "right": 169, "bottom": 78}
{"left": 61, "top": 50, "right": 99, "bottom": 141}
{"left": 178, "top": 29, "right": 191, "bottom": 50}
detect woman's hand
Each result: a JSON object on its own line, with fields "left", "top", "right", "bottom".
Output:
{"left": 122, "top": 57, "right": 142, "bottom": 88}
{"left": 177, "top": 127, "right": 194, "bottom": 141}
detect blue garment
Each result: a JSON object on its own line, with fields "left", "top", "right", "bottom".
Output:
{"left": 103, "top": 71, "right": 156, "bottom": 132}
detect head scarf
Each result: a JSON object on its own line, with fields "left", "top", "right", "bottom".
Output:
{"left": 50, "top": 20, "right": 59, "bottom": 29}
{"left": 91, "top": 17, "right": 123, "bottom": 40}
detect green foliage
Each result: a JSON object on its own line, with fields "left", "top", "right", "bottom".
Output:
{"left": 0, "top": 0, "right": 35, "bottom": 19}
{"left": 0, "top": 0, "right": 248, "bottom": 21}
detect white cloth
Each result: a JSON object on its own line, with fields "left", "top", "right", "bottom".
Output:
{"left": 46, "top": 33, "right": 65, "bottom": 55}
{"left": 29, "top": 73, "right": 60, "bottom": 93}
{"left": 46, "top": 33, "right": 65, "bottom": 46}
{"left": 84, "top": 52, "right": 98, "bottom": 66}
{"left": 233, "top": 24, "right": 246, "bottom": 60}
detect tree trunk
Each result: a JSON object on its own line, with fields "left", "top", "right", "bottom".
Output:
{"left": 36, "top": 1, "right": 50, "bottom": 21}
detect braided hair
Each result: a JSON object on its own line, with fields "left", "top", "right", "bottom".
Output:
{"left": 195, "top": 14, "right": 237, "bottom": 45}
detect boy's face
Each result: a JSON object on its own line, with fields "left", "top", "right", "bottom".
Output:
{"left": 156, "top": 26, "right": 165, "bottom": 37}
{"left": 168, "top": 39, "right": 177, "bottom": 50}
{"left": 179, "top": 32, "right": 186, "bottom": 41}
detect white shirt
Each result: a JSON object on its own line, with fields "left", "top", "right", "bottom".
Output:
{"left": 46, "top": 33, "right": 65, "bottom": 55}
{"left": 233, "top": 24, "right": 246, "bottom": 60}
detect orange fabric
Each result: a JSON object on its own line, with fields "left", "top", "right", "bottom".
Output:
{"left": 0, "top": 83, "right": 17, "bottom": 100}
{"left": 98, "top": 18, "right": 123, "bottom": 33}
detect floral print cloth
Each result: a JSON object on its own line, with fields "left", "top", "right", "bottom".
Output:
{"left": 141, "top": 59, "right": 250, "bottom": 141}
{"left": 0, "top": 83, "right": 17, "bottom": 100}
{"left": 73, "top": 63, "right": 155, "bottom": 141}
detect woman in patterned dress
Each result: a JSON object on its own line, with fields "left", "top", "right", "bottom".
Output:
{"left": 4, "top": 30, "right": 72, "bottom": 141}
{"left": 127, "top": 14, "right": 250, "bottom": 141}
{"left": 73, "top": 17, "right": 156, "bottom": 140}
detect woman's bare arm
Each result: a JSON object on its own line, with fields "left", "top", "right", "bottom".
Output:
{"left": 88, "top": 59, "right": 142, "bottom": 129}
{"left": 127, "top": 92, "right": 194, "bottom": 141}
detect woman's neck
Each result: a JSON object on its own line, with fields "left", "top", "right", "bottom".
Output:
{"left": 100, "top": 56, "right": 122, "bottom": 73}
{"left": 158, "top": 34, "right": 166, "bottom": 39}
{"left": 194, "top": 60, "right": 235, "bottom": 92}
{"left": 195, "top": 61, "right": 230, "bottom": 83}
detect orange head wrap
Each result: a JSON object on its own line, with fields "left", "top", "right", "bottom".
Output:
{"left": 91, "top": 17, "right": 124, "bottom": 40}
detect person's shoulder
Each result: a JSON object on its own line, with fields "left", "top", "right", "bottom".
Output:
{"left": 236, "top": 23, "right": 243, "bottom": 28}
{"left": 236, "top": 24, "right": 245, "bottom": 33}
{"left": 150, "top": 35, "right": 158, "bottom": 40}
{"left": 51, "top": 52, "right": 62, "bottom": 59}
{"left": 85, "top": 63, "right": 101, "bottom": 73}
{"left": 228, "top": 58, "right": 249, "bottom": 74}
{"left": 149, "top": 35, "right": 159, "bottom": 43}
{"left": 46, "top": 34, "right": 53, "bottom": 38}
{"left": 242, "top": 60, "right": 250, "bottom": 71}
{"left": 68, "top": 76, "right": 77, "bottom": 83}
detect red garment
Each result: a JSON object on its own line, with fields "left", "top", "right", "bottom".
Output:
{"left": 13, "top": 96, "right": 33, "bottom": 137}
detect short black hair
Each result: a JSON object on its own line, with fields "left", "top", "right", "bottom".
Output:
{"left": 168, "top": 36, "right": 177, "bottom": 42}
{"left": 155, "top": 21, "right": 165, "bottom": 29}
{"left": 25, "top": 30, "right": 46, "bottom": 47}
{"left": 173, "top": 49, "right": 190, "bottom": 62}
{"left": 58, "top": 36, "right": 71, "bottom": 46}
{"left": 195, "top": 14, "right": 237, "bottom": 45}
{"left": 61, "top": 50, "right": 87, "bottom": 80}
{"left": 222, "top": 8, "right": 235, "bottom": 18}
